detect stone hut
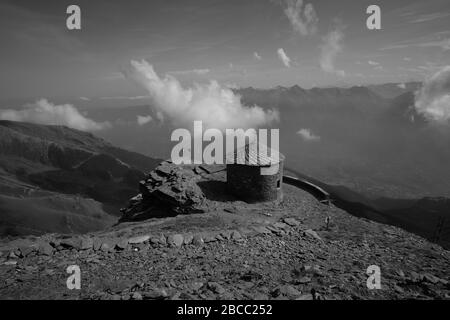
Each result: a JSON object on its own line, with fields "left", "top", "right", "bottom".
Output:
{"left": 226, "top": 142, "right": 284, "bottom": 203}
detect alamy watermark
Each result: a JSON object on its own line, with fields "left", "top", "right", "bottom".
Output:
{"left": 170, "top": 121, "right": 280, "bottom": 167}
{"left": 66, "top": 265, "right": 81, "bottom": 290}
{"left": 65, "top": 5, "right": 381, "bottom": 31}
{"left": 366, "top": 265, "right": 382, "bottom": 290}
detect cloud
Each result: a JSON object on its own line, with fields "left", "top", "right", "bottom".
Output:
{"left": 104, "top": 72, "right": 126, "bottom": 80}
{"left": 297, "top": 128, "right": 320, "bottom": 142}
{"left": 368, "top": 60, "right": 380, "bottom": 66}
{"left": 0, "top": 99, "right": 110, "bottom": 131}
{"left": 414, "top": 66, "right": 450, "bottom": 123}
{"left": 277, "top": 48, "right": 291, "bottom": 67}
{"left": 79, "top": 97, "right": 90, "bottom": 101}
{"left": 137, "top": 115, "right": 153, "bottom": 126}
{"left": 225, "top": 82, "right": 239, "bottom": 89}
{"left": 382, "top": 39, "right": 450, "bottom": 51}
{"left": 168, "top": 69, "right": 210, "bottom": 76}
{"left": 282, "top": 0, "right": 318, "bottom": 36}
{"left": 99, "top": 95, "right": 150, "bottom": 100}
{"left": 320, "top": 24, "right": 345, "bottom": 77}
{"left": 409, "top": 12, "right": 450, "bottom": 23}
{"left": 254, "top": 52, "right": 262, "bottom": 61}
{"left": 398, "top": 83, "right": 406, "bottom": 89}
{"left": 125, "top": 60, "right": 279, "bottom": 131}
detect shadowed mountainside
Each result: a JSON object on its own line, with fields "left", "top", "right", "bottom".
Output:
{"left": 0, "top": 120, "right": 161, "bottom": 237}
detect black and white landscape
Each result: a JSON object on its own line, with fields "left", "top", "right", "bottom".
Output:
{"left": 0, "top": 0, "right": 449, "bottom": 301}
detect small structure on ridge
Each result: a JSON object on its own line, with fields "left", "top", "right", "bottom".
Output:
{"left": 226, "top": 142, "right": 284, "bottom": 203}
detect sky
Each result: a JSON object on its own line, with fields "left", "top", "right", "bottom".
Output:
{"left": 0, "top": 0, "right": 450, "bottom": 102}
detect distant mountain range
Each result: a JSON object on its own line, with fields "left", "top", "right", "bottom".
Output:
{"left": 0, "top": 120, "right": 160, "bottom": 237}
{"left": 235, "top": 84, "right": 389, "bottom": 116}
{"left": 367, "top": 82, "right": 422, "bottom": 99}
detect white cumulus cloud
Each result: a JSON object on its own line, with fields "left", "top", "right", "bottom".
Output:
{"left": 277, "top": 48, "right": 291, "bottom": 68}
{"left": 297, "top": 128, "right": 320, "bottom": 142}
{"left": 415, "top": 65, "right": 450, "bottom": 122}
{"left": 137, "top": 115, "right": 153, "bottom": 126}
{"left": 320, "top": 24, "right": 345, "bottom": 77}
{"left": 0, "top": 99, "right": 110, "bottom": 131}
{"left": 282, "top": 0, "right": 318, "bottom": 36}
{"left": 125, "top": 60, "right": 279, "bottom": 131}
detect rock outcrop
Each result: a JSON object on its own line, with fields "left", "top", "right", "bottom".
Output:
{"left": 121, "top": 161, "right": 206, "bottom": 220}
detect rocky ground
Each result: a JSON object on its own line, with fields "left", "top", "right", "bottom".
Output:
{"left": 0, "top": 163, "right": 449, "bottom": 300}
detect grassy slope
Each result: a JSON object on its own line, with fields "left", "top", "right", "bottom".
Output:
{"left": 0, "top": 194, "right": 116, "bottom": 237}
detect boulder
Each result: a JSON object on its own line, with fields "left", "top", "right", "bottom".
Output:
{"left": 128, "top": 235, "right": 150, "bottom": 244}
{"left": 192, "top": 234, "right": 204, "bottom": 246}
{"left": 93, "top": 238, "right": 103, "bottom": 251}
{"left": 167, "top": 234, "right": 184, "bottom": 248}
{"left": 253, "top": 226, "right": 271, "bottom": 234}
{"left": 183, "top": 233, "right": 194, "bottom": 245}
{"left": 132, "top": 292, "right": 143, "bottom": 300}
{"left": 190, "top": 282, "right": 204, "bottom": 292}
{"left": 208, "top": 282, "right": 226, "bottom": 294}
{"left": 283, "top": 218, "right": 300, "bottom": 226}
{"left": 19, "top": 243, "right": 38, "bottom": 257}
{"left": 273, "top": 222, "right": 289, "bottom": 231}
{"left": 220, "top": 230, "right": 233, "bottom": 240}
{"left": 38, "top": 242, "right": 54, "bottom": 256}
{"left": 100, "top": 238, "right": 117, "bottom": 252}
{"left": 60, "top": 237, "right": 82, "bottom": 250}
{"left": 159, "top": 234, "right": 167, "bottom": 246}
{"left": 203, "top": 233, "right": 218, "bottom": 243}
{"left": 304, "top": 229, "right": 323, "bottom": 242}
{"left": 279, "top": 285, "right": 301, "bottom": 297}
{"left": 231, "top": 231, "right": 242, "bottom": 241}
{"left": 116, "top": 239, "right": 129, "bottom": 250}
{"left": 80, "top": 237, "right": 93, "bottom": 250}
{"left": 143, "top": 288, "right": 168, "bottom": 300}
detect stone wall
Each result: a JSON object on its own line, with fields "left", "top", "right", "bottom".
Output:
{"left": 226, "top": 162, "right": 283, "bottom": 203}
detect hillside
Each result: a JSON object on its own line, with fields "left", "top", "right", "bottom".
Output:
{"left": 0, "top": 163, "right": 448, "bottom": 300}
{"left": 285, "top": 168, "right": 450, "bottom": 250}
{"left": 0, "top": 120, "right": 160, "bottom": 237}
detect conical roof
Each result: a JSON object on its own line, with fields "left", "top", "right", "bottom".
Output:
{"left": 226, "top": 141, "right": 284, "bottom": 166}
